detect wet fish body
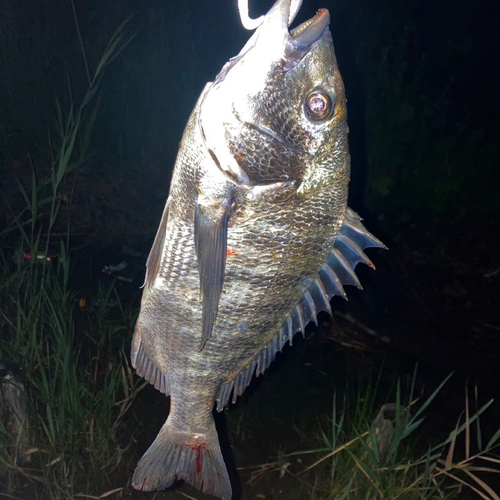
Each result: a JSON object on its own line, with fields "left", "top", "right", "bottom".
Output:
{"left": 131, "top": 1, "right": 384, "bottom": 498}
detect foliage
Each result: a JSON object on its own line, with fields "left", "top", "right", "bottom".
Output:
{"left": 0, "top": 257, "right": 143, "bottom": 498}
{"left": 254, "top": 369, "right": 500, "bottom": 499}
{"left": 0, "top": 7, "right": 142, "bottom": 498}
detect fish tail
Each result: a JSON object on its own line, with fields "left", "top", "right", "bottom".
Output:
{"left": 132, "top": 416, "right": 232, "bottom": 500}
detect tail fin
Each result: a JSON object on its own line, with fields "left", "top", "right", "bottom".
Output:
{"left": 132, "top": 416, "right": 232, "bottom": 500}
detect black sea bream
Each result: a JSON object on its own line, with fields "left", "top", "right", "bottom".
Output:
{"left": 131, "top": 1, "right": 384, "bottom": 498}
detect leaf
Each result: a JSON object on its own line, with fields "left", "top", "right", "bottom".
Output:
{"left": 57, "top": 114, "right": 81, "bottom": 187}
{"left": 411, "top": 372, "right": 453, "bottom": 423}
{"left": 479, "top": 456, "right": 500, "bottom": 466}
{"left": 437, "top": 399, "right": 494, "bottom": 452}
{"left": 300, "top": 431, "right": 370, "bottom": 473}
{"left": 94, "top": 16, "right": 136, "bottom": 78}
{"left": 439, "top": 469, "right": 491, "bottom": 500}
{"left": 463, "top": 468, "right": 500, "bottom": 500}
{"left": 350, "top": 452, "right": 384, "bottom": 497}
{"left": 445, "top": 417, "right": 460, "bottom": 470}
{"left": 81, "top": 75, "right": 103, "bottom": 109}
{"left": 337, "top": 475, "right": 356, "bottom": 500}
{"left": 486, "top": 427, "right": 500, "bottom": 450}
{"left": 400, "top": 417, "right": 425, "bottom": 440}
{"left": 465, "top": 384, "right": 470, "bottom": 460}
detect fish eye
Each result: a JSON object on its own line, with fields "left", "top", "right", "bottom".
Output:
{"left": 305, "top": 89, "right": 334, "bottom": 121}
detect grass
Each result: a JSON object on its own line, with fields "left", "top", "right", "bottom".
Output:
{"left": 0, "top": 259, "right": 144, "bottom": 499}
{"left": 0, "top": 6, "right": 142, "bottom": 498}
{"left": 246, "top": 368, "right": 500, "bottom": 499}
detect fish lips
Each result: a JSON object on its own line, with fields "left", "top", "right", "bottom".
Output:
{"left": 256, "top": 0, "right": 331, "bottom": 66}
{"left": 289, "top": 8, "right": 331, "bottom": 49}
{"left": 227, "top": 0, "right": 331, "bottom": 76}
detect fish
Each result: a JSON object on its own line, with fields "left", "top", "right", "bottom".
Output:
{"left": 130, "top": 0, "right": 385, "bottom": 499}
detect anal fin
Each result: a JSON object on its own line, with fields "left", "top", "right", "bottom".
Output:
{"left": 131, "top": 325, "right": 170, "bottom": 395}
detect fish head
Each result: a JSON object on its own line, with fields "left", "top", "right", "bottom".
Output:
{"left": 198, "top": 0, "right": 349, "bottom": 190}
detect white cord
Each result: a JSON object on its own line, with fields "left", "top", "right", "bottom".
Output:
{"left": 237, "top": 0, "right": 264, "bottom": 30}
{"left": 237, "top": 0, "right": 304, "bottom": 31}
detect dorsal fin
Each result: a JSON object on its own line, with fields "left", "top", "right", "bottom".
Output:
{"left": 215, "top": 208, "right": 385, "bottom": 410}
{"left": 131, "top": 202, "right": 171, "bottom": 395}
{"left": 143, "top": 201, "right": 170, "bottom": 291}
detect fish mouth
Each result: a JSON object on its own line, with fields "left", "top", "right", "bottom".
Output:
{"left": 273, "top": 0, "right": 330, "bottom": 49}
{"left": 227, "top": 1, "right": 331, "bottom": 74}
{"left": 289, "top": 8, "right": 330, "bottom": 48}
{"left": 271, "top": 0, "right": 330, "bottom": 65}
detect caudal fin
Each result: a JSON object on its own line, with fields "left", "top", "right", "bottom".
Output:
{"left": 132, "top": 417, "right": 232, "bottom": 500}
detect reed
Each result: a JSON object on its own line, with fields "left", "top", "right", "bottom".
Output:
{"left": 0, "top": 6, "right": 140, "bottom": 498}
{"left": 258, "top": 369, "right": 500, "bottom": 499}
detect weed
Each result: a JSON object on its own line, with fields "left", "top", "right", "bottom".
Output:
{"left": 247, "top": 370, "right": 500, "bottom": 499}
{"left": 0, "top": 4, "right": 140, "bottom": 498}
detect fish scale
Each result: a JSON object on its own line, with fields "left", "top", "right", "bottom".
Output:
{"left": 130, "top": 1, "right": 385, "bottom": 499}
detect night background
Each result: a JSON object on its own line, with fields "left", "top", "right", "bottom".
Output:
{"left": 1, "top": 0, "right": 499, "bottom": 498}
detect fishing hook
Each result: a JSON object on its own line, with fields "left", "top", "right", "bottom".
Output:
{"left": 238, "top": 0, "right": 304, "bottom": 30}
{"left": 237, "top": 0, "right": 264, "bottom": 30}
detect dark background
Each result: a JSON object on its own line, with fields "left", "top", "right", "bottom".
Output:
{"left": 2, "top": 0, "right": 498, "bottom": 246}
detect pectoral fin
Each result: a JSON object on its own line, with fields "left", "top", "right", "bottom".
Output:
{"left": 194, "top": 197, "right": 233, "bottom": 350}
